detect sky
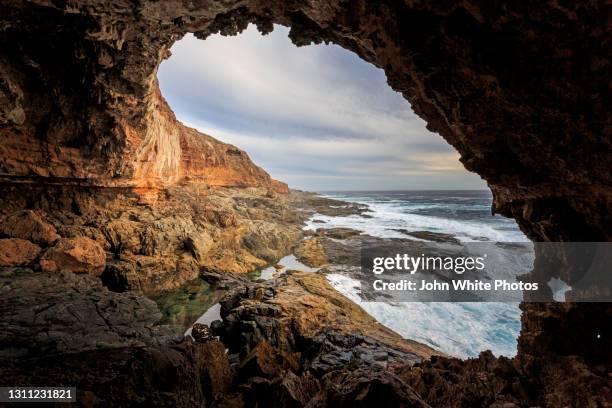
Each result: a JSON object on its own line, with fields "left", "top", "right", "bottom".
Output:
{"left": 157, "top": 24, "right": 486, "bottom": 191}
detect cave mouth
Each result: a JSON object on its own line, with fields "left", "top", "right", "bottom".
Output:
{"left": 156, "top": 23, "right": 530, "bottom": 359}
{"left": 0, "top": 1, "right": 609, "bottom": 404}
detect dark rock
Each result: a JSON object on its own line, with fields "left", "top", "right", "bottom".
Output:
{"left": 0, "top": 1, "right": 609, "bottom": 406}
{"left": 0, "top": 267, "right": 181, "bottom": 361}
{"left": 0, "top": 342, "right": 234, "bottom": 408}
{"left": 393, "top": 229, "right": 461, "bottom": 244}
{"left": 210, "top": 319, "right": 224, "bottom": 335}
{"left": 238, "top": 341, "right": 281, "bottom": 380}
{"left": 314, "top": 366, "right": 429, "bottom": 408}
{"left": 317, "top": 227, "right": 362, "bottom": 240}
{"left": 192, "top": 323, "right": 214, "bottom": 342}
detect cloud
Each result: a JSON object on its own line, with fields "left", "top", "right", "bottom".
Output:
{"left": 158, "top": 25, "right": 486, "bottom": 191}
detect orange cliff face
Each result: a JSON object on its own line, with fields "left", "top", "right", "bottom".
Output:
{"left": 0, "top": 79, "right": 287, "bottom": 194}
{"left": 127, "top": 86, "right": 288, "bottom": 193}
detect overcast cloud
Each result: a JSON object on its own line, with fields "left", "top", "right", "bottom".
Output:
{"left": 158, "top": 25, "right": 486, "bottom": 191}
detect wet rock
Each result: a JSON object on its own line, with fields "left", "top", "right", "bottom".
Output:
{"left": 0, "top": 210, "right": 60, "bottom": 246}
{"left": 40, "top": 236, "right": 106, "bottom": 276}
{"left": 290, "top": 192, "right": 371, "bottom": 218}
{"left": 317, "top": 227, "right": 362, "bottom": 240}
{"left": 0, "top": 238, "right": 40, "bottom": 266}
{"left": 394, "top": 229, "right": 461, "bottom": 244}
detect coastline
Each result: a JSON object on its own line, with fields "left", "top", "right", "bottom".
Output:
{"left": 160, "top": 188, "right": 524, "bottom": 359}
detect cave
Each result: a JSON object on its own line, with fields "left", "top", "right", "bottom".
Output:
{"left": 0, "top": 1, "right": 610, "bottom": 406}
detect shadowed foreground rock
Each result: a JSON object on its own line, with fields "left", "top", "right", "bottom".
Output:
{"left": 2, "top": 271, "right": 609, "bottom": 407}
{"left": 0, "top": 267, "right": 181, "bottom": 361}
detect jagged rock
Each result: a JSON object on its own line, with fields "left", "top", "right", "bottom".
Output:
{"left": 0, "top": 1, "right": 609, "bottom": 406}
{"left": 304, "top": 331, "right": 423, "bottom": 376}
{"left": 40, "top": 236, "right": 106, "bottom": 276}
{"left": 238, "top": 341, "right": 282, "bottom": 380}
{"left": 210, "top": 319, "right": 224, "bottom": 336}
{"left": 397, "top": 350, "right": 612, "bottom": 408}
{"left": 0, "top": 267, "right": 181, "bottom": 361}
{"left": 313, "top": 366, "right": 429, "bottom": 408}
{"left": 0, "top": 238, "right": 40, "bottom": 266}
{"left": 0, "top": 210, "right": 60, "bottom": 245}
{"left": 0, "top": 184, "right": 306, "bottom": 293}
{"left": 219, "top": 272, "right": 440, "bottom": 364}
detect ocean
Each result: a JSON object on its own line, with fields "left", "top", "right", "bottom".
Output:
{"left": 308, "top": 190, "right": 530, "bottom": 358}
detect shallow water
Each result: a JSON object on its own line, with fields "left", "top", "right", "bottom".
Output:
{"left": 258, "top": 254, "right": 318, "bottom": 280}
{"left": 159, "top": 254, "right": 318, "bottom": 337}
{"left": 153, "top": 279, "right": 219, "bottom": 330}
{"left": 184, "top": 303, "right": 222, "bottom": 337}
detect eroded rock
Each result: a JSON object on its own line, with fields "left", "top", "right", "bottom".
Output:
{"left": 0, "top": 210, "right": 60, "bottom": 245}
{"left": 40, "top": 236, "right": 106, "bottom": 276}
{"left": 0, "top": 238, "right": 40, "bottom": 266}
{"left": 294, "top": 237, "right": 328, "bottom": 267}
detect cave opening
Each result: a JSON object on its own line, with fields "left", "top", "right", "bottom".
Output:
{"left": 0, "top": 2, "right": 608, "bottom": 404}
{"left": 156, "top": 23, "right": 530, "bottom": 358}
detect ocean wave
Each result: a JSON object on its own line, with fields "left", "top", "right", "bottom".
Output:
{"left": 326, "top": 273, "right": 521, "bottom": 358}
{"left": 314, "top": 192, "right": 527, "bottom": 242}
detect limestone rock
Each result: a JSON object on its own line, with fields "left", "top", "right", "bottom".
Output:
{"left": 294, "top": 237, "right": 328, "bottom": 267}
{"left": 0, "top": 210, "right": 60, "bottom": 245}
{"left": 40, "top": 236, "right": 106, "bottom": 276}
{"left": 0, "top": 238, "right": 40, "bottom": 266}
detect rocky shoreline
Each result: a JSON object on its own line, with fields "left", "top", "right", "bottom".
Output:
{"left": 1, "top": 187, "right": 608, "bottom": 406}
{"left": 0, "top": 185, "right": 439, "bottom": 404}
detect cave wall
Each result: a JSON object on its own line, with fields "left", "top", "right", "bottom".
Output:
{"left": 1, "top": 0, "right": 610, "bottom": 239}
{"left": 0, "top": 0, "right": 610, "bottom": 362}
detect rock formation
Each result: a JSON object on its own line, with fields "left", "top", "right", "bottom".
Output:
{"left": 0, "top": 1, "right": 610, "bottom": 406}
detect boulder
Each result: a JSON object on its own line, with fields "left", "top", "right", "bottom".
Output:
{"left": 40, "top": 236, "right": 106, "bottom": 276}
{"left": 0, "top": 238, "right": 41, "bottom": 266}
{"left": 0, "top": 210, "right": 60, "bottom": 246}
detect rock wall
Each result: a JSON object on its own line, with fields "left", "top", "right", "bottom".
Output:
{"left": 1, "top": 0, "right": 609, "bottom": 241}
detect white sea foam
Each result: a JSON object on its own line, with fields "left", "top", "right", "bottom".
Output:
{"left": 306, "top": 201, "right": 527, "bottom": 242}
{"left": 311, "top": 192, "right": 526, "bottom": 358}
{"left": 326, "top": 273, "right": 521, "bottom": 358}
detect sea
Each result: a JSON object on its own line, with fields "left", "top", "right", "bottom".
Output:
{"left": 306, "top": 190, "right": 531, "bottom": 359}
